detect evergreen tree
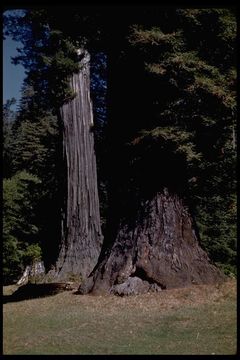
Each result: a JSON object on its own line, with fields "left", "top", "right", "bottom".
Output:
{"left": 80, "top": 7, "right": 236, "bottom": 293}
{"left": 3, "top": 171, "right": 41, "bottom": 284}
{"left": 125, "top": 8, "right": 237, "bottom": 274}
{"left": 3, "top": 98, "right": 17, "bottom": 178}
{"left": 4, "top": 9, "right": 104, "bottom": 280}
{"left": 105, "top": 8, "right": 237, "bottom": 274}
{"left": 3, "top": 77, "right": 62, "bottom": 282}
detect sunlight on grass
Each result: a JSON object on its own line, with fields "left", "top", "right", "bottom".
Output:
{"left": 3, "top": 280, "right": 236, "bottom": 355}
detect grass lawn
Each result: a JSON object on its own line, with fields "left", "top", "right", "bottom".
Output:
{"left": 3, "top": 279, "right": 237, "bottom": 355}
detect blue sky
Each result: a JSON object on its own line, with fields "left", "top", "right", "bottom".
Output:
{"left": 3, "top": 36, "right": 26, "bottom": 111}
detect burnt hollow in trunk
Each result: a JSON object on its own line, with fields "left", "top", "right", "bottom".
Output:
{"left": 78, "top": 188, "right": 225, "bottom": 295}
{"left": 47, "top": 50, "right": 103, "bottom": 282}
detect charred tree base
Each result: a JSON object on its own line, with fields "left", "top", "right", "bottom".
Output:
{"left": 78, "top": 189, "right": 225, "bottom": 295}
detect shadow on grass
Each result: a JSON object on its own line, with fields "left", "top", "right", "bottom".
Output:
{"left": 3, "top": 283, "right": 69, "bottom": 303}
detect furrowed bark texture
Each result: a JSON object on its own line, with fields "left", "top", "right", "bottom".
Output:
{"left": 79, "top": 189, "right": 224, "bottom": 295}
{"left": 49, "top": 50, "right": 103, "bottom": 281}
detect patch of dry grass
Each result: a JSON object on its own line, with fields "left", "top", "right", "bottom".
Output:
{"left": 3, "top": 279, "right": 237, "bottom": 355}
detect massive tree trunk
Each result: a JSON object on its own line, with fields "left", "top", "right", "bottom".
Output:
{"left": 47, "top": 50, "right": 103, "bottom": 282}
{"left": 78, "top": 188, "right": 225, "bottom": 295}
{"left": 77, "top": 47, "right": 224, "bottom": 295}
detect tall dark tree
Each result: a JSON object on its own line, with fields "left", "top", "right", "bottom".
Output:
{"left": 4, "top": 9, "right": 103, "bottom": 281}
{"left": 79, "top": 8, "right": 235, "bottom": 294}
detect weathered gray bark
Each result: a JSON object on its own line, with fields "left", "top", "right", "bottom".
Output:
{"left": 79, "top": 189, "right": 225, "bottom": 295}
{"left": 48, "top": 50, "right": 103, "bottom": 282}
{"left": 17, "top": 261, "right": 45, "bottom": 286}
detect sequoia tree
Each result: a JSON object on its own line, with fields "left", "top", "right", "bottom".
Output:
{"left": 4, "top": 10, "right": 103, "bottom": 282}
{"left": 79, "top": 8, "right": 235, "bottom": 295}
{"left": 47, "top": 49, "right": 103, "bottom": 281}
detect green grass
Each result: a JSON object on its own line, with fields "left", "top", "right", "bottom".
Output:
{"left": 3, "top": 280, "right": 237, "bottom": 355}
